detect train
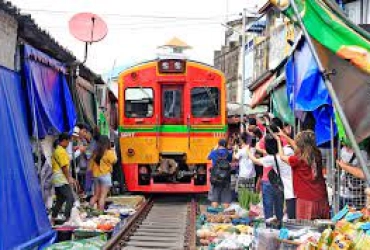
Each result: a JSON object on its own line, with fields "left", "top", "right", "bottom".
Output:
{"left": 118, "top": 58, "right": 227, "bottom": 193}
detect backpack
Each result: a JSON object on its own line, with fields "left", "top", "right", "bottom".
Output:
{"left": 210, "top": 151, "right": 231, "bottom": 187}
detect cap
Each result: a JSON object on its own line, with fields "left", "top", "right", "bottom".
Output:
{"left": 72, "top": 126, "right": 80, "bottom": 137}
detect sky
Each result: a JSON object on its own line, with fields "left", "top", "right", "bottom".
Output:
{"left": 10, "top": 0, "right": 263, "bottom": 75}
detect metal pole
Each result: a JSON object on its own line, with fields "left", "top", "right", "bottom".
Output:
{"left": 290, "top": 0, "right": 370, "bottom": 183}
{"left": 330, "top": 116, "right": 338, "bottom": 213}
{"left": 240, "top": 8, "right": 246, "bottom": 132}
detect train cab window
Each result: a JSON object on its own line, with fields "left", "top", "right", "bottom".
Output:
{"left": 163, "top": 89, "right": 182, "bottom": 119}
{"left": 125, "top": 88, "right": 154, "bottom": 118}
{"left": 191, "top": 87, "right": 220, "bottom": 117}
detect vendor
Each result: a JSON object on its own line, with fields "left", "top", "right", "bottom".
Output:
{"left": 51, "top": 133, "right": 76, "bottom": 224}
{"left": 337, "top": 142, "right": 369, "bottom": 209}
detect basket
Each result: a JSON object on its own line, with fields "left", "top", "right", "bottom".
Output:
{"left": 278, "top": 239, "right": 300, "bottom": 250}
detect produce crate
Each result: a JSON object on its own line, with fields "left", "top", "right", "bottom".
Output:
{"left": 73, "top": 229, "right": 107, "bottom": 240}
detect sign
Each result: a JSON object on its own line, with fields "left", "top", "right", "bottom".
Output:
{"left": 269, "top": 24, "right": 287, "bottom": 70}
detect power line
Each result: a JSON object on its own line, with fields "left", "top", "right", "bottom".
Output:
{"left": 21, "top": 8, "right": 240, "bottom": 20}
{"left": 43, "top": 21, "right": 224, "bottom": 31}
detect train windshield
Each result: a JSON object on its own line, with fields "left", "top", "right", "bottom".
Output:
{"left": 163, "top": 89, "right": 182, "bottom": 119}
{"left": 191, "top": 87, "right": 220, "bottom": 117}
{"left": 125, "top": 88, "right": 153, "bottom": 118}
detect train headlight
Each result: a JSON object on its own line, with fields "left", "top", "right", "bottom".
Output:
{"left": 162, "top": 62, "right": 170, "bottom": 70}
{"left": 174, "top": 61, "right": 182, "bottom": 70}
{"left": 127, "top": 148, "right": 135, "bottom": 157}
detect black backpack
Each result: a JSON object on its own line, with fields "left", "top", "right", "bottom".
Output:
{"left": 210, "top": 151, "right": 231, "bottom": 187}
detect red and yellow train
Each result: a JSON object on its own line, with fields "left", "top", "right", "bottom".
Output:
{"left": 118, "top": 59, "right": 226, "bottom": 193}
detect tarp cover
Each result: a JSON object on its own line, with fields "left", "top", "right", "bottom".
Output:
{"left": 313, "top": 40, "right": 370, "bottom": 143}
{"left": 0, "top": 66, "right": 55, "bottom": 249}
{"left": 286, "top": 40, "right": 337, "bottom": 145}
{"left": 23, "top": 44, "right": 76, "bottom": 138}
{"left": 274, "top": 0, "right": 370, "bottom": 74}
{"left": 73, "top": 76, "right": 97, "bottom": 128}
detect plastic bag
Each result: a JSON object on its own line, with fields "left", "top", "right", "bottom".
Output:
{"left": 224, "top": 203, "right": 248, "bottom": 217}
{"left": 45, "top": 235, "right": 107, "bottom": 250}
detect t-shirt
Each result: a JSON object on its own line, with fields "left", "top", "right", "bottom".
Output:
{"left": 289, "top": 155, "right": 328, "bottom": 201}
{"left": 235, "top": 147, "right": 256, "bottom": 179}
{"left": 208, "top": 148, "right": 232, "bottom": 167}
{"left": 52, "top": 145, "right": 70, "bottom": 187}
{"left": 258, "top": 136, "right": 288, "bottom": 151}
{"left": 90, "top": 150, "right": 117, "bottom": 178}
{"left": 261, "top": 150, "right": 295, "bottom": 199}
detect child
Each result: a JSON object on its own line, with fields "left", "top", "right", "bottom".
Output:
{"left": 51, "top": 133, "right": 76, "bottom": 223}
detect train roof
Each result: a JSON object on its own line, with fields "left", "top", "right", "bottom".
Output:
{"left": 118, "top": 59, "right": 222, "bottom": 76}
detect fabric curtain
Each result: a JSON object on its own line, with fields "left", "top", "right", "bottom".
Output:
{"left": 0, "top": 66, "right": 55, "bottom": 249}
{"left": 23, "top": 45, "right": 76, "bottom": 139}
{"left": 76, "top": 83, "right": 97, "bottom": 127}
{"left": 73, "top": 77, "right": 97, "bottom": 128}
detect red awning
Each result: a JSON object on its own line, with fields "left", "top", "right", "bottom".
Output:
{"left": 250, "top": 75, "right": 275, "bottom": 108}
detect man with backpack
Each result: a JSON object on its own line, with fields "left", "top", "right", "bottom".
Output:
{"left": 208, "top": 139, "right": 233, "bottom": 208}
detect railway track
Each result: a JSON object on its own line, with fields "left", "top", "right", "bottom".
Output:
{"left": 103, "top": 195, "right": 197, "bottom": 250}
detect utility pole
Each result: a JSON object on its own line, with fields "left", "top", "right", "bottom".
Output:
{"left": 240, "top": 8, "right": 246, "bottom": 131}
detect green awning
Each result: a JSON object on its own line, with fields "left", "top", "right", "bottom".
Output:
{"left": 271, "top": 85, "right": 295, "bottom": 125}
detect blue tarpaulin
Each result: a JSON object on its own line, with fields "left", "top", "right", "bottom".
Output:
{"left": 286, "top": 40, "right": 337, "bottom": 145}
{"left": 0, "top": 66, "right": 55, "bottom": 249}
{"left": 23, "top": 45, "right": 77, "bottom": 139}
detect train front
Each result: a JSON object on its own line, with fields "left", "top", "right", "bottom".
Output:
{"left": 118, "top": 59, "right": 226, "bottom": 193}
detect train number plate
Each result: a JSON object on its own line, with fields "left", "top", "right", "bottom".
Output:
{"left": 121, "top": 132, "right": 135, "bottom": 138}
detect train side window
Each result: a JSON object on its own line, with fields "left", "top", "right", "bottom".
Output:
{"left": 125, "top": 88, "right": 154, "bottom": 118}
{"left": 191, "top": 87, "right": 220, "bottom": 117}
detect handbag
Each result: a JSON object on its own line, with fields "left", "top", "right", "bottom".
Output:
{"left": 268, "top": 155, "right": 284, "bottom": 193}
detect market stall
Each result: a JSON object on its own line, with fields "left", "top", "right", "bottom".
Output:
{"left": 46, "top": 196, "right": 144, "bottom": 249}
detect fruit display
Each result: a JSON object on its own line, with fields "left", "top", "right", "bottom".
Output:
{"left": 197, "top": 206, "right": 255, "bottom": 249}
{"left": 299, "top": 206, "right": 370, "bottom": 249}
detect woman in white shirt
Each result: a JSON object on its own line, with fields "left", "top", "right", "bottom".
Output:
{"left": 233, "top": 133, "right": 256, "bottom": 193}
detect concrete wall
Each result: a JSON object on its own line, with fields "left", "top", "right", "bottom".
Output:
{"left": 0, "top": 10, "right": 17, "bottom": 70}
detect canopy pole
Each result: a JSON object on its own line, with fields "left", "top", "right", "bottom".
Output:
{"left": 290, "top": 0, "right": 370, "bottom": 183}
{"left": 240, "top": 8, "right": 247, "bottom": 132}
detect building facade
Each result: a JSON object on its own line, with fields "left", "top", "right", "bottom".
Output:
{"left": 0, "top": 8, "right": 17, "bottom": 70}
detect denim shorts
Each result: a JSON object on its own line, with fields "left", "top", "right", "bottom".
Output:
{"left": 95, "top": 174, "right": 112, "bottom": 187}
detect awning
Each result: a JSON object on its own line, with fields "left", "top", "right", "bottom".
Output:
{"left": 266, "top": 73, "right": 286, "bottom": 94}
{"left": 250, "top": 75, "right": 275, "bottom": 108}
{"left": 271, "top": 85, "right": 295, "bottom": 125}
{"left": 227, "top": 103, "right": 268, "bottom": 116}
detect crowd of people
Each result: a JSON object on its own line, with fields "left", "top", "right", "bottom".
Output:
{"left": 208, "top": 113, "right": 370, "bottom": 227}
{"left": 50, "top": 124, "right": 117, "bottom": 224}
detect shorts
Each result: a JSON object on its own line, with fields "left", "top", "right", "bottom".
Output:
{"left": 208, "top": 185, "right": 232, "bottom": 204}
{"left": 94, "top": 174, "right": 112, "bottom": 187}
